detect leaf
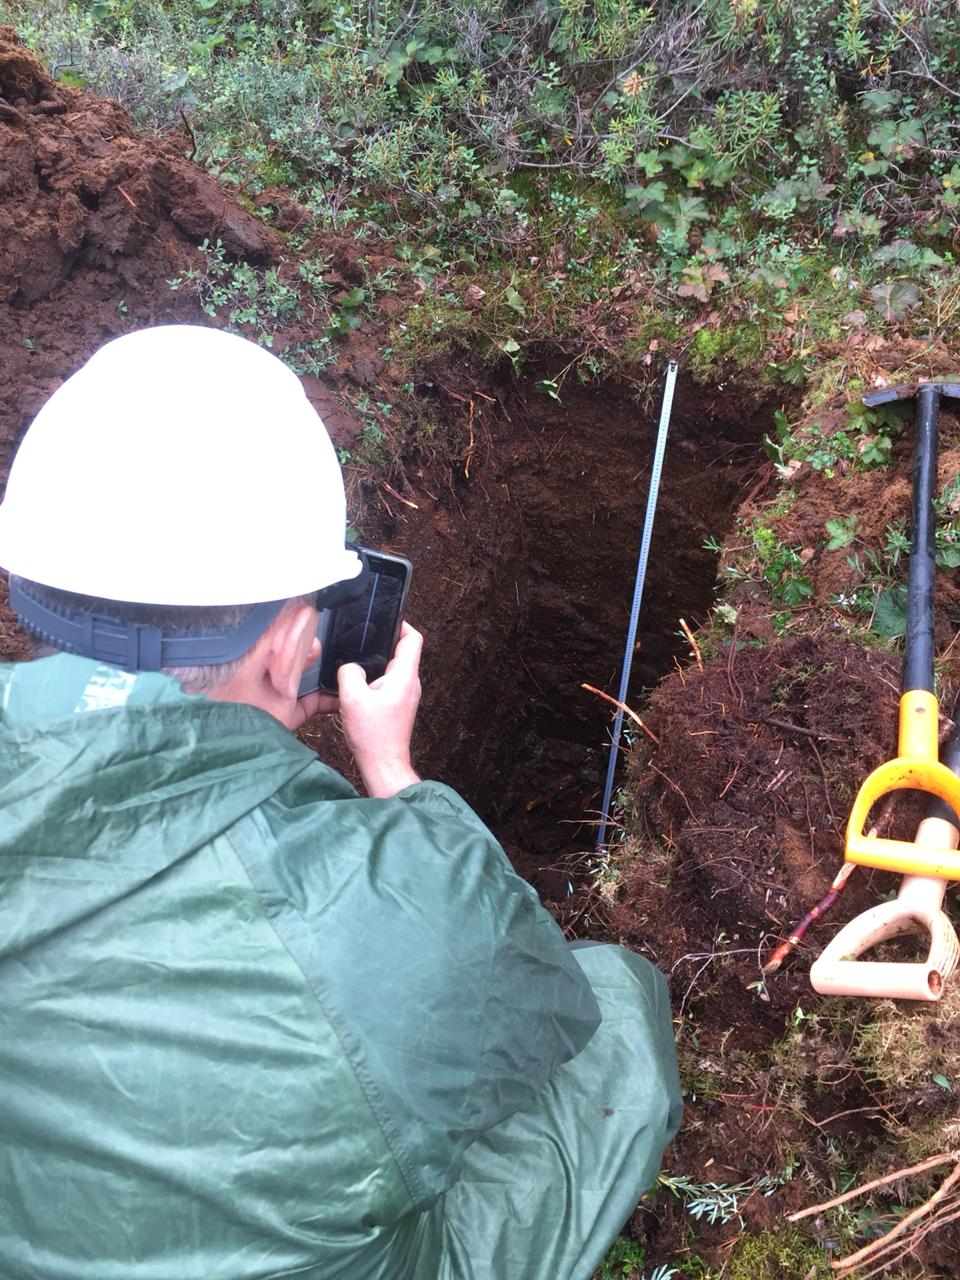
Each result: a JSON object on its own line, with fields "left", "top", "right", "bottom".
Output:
{"left": 677, "top": 261, "right": 729, "bottom": 302}
{"left": 872, "top": 584, "right": 909, "bottom": 638}
{"left": 503, "top": 286, "right": 526, "bottom": 316}
{"left": 870, "top": 281, "right": 921, "bottom": 322}
{"left": 635, "top": 150, "right": 663, "bottom": 178}
{"left": 933, "top": 1073, "right": 951, "bottom": 1089}
{"left": 781, "top": 576, "right": 813, "bottom": 606}
{"left": 623, "top": 181, "right": 668, "bottom": 210}
{"left": 534, "top": 378, "right": 562, "bottom": 403}
{"left": 825, "top": 516, "right": 858, "bottom": 549}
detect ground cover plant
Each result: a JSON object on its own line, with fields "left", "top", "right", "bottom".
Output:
{"left": 1, "top": 3, "right": 960, "bottom": 1275}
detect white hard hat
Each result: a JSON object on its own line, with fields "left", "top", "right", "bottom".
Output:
{"left": 0, "top": 325, "right": 361, "bottom": 605}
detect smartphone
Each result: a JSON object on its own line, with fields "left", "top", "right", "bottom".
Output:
{"left": 298, "top": 548, "right": 412, "bottom": 697}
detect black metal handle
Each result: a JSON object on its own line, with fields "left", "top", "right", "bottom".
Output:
{"left": 904, "top": 383, "right": 939, "bottom": 694}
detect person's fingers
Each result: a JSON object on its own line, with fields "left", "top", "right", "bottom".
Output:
{"left": 311, "top": 692, "right": 341, "bottom": 716}
{"left": 337, "top": 661, "right": 370, "bottom": 701}
{"left": 385, "top": 622, "right": 423, "bottom": 675}
{"left": 296, "top": 690, "right": 340, "bottom": 722}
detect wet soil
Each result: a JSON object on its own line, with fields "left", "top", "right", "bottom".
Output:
{"left": 2, "top": 28, "right": 960, "bottom": 1276}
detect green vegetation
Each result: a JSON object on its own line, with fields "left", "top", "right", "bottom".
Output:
{"left": 722, "top": 1228, "right": 831, "bottom": 1280}
{"left": 596, "top": 1236, "right": 677, "bottom": 1280}
{"left": 9, "top": 0, "right": 960, "bottom": 372}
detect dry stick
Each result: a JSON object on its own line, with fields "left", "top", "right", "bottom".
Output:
{"left": 808, "top": 736, "right": 839, "bottom": 835}
{"left": 726, "top": 622, "right": 745, "bottom": 711}
{"left": 678, "top": 617, "right": 703, "bottom": 672}
{"left": 788, "top": 1150, "right": 960, "bottom": 1222}
{"left": 178, "top": 106, "right": 198, "bottom": 161}
{"left": 831, "top": 1160, "right": 960, "bottom": 1274}
{"left": 580, "top": 683, "right": 660, "bottom": 745}
{"left": 839, "top": 1199, "right": 960, "bottom": 1280}
{"left": 463, "top": 399, "right": 476, "bottom": 480}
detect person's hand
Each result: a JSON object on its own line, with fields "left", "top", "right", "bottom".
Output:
{"left": 290, "top": 688, "right": 340, "bottom": 732}
{"left": 337, "top": 621, "right": 423, "bottom": 797}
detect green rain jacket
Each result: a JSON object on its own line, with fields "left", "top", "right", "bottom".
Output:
{"left": 0, "top": 655, "right": 681, "bottom": 1280}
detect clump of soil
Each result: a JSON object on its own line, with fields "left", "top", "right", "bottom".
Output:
{"left": 627, "top": 633, "right": 909, "bottom": 959}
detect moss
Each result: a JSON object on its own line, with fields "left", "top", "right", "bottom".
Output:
{"left": 687, "top": 323, "right": 766, "bottom": 377}
{"left": 724, "top": 1228, "right": 831, "bottom": 1279}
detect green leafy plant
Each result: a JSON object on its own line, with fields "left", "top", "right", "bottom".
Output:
{"left": 824, "top": 515, "right": 858, "bottom": 550}
{"left": 169, "top": 239, "right": 300, "bottom": 346}
{"left": 657, "top": 1172, "right": 778, "bottom": 1227}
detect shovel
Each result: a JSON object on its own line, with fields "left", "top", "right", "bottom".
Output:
{"left": 810, "top": 381, "right": 960, "bottom": 1001}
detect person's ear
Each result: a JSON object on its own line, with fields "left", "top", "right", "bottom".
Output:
{"left": 263, "top": 603, "right": 319, "bottom": 702}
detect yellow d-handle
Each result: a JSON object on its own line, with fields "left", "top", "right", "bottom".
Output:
{"left": 845, "top": 692, "right": 960, "bottom": 878}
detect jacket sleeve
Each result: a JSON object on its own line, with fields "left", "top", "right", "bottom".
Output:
{"left": 234, "top": 773, "right": 601, "bottom": 1209}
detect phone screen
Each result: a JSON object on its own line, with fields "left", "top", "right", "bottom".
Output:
{"left": 298, "top": 549, "right": 412, "bottom": 697}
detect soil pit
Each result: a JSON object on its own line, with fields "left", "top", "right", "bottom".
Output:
{"left": 384, "top": 371, "right": 772, "bottom": 893}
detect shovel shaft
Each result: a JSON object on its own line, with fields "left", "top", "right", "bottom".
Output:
{"left": 904, "top": 383, "right": 938, "bottom": 694}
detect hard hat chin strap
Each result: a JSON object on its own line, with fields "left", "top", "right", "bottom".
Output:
{"left": 9, "top": 578, "right": 287, "bottom": 673}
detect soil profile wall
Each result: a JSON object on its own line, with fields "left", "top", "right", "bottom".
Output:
{"left": 391, "top": 371, "right": 772, "bottom": 889}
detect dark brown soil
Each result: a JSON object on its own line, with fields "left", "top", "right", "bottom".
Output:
{"left": 380, "top": 368, "right": 772, "bottom": 884}
{"left": 2, "top": 28, "right": 960, "bottom": 1277}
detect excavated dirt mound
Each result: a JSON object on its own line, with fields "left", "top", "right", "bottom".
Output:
{"left": 611, "top": 636, "right": 960, "bottom": 1273}
{"left": 0, "top": 27, "right": 278, "bottom": 458}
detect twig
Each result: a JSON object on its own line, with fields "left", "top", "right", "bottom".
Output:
{"left": 726, "top": 623, "right": 745, "bottom": 712}
{"left": 581, "top": 683, "right": 659, "bottom": 745}
{"left": 719, "top": 761, "right": 741, "bottom": 799}
{"left": 808, "top": 737, "right": 839, "bottom": 835}
{"left": 178, "top": 106, "right": 198, "bottom": 161}
{"left": 762, "top": 717, "right": 846, "bottom": 743}
{"left": 832, "top": 1160, "right": 960, "bottom": 1274}
{"left": 649, "top": 763, "right": 696, "bottom": 821}
{"left": 851, "top": 1194, "right": 960, "bottom": 1279}
{"left": 788, "top": 1150, "right": 960, "bottom": 1222}
{"left": 762, "top": 861, "right": 856, "bottom": 974}
{"left": 464, "top": 398, "right": 476, "bottom": 479}
{"left": 679, "top": 617, "right": 703, "bottom": 672}
{"left": 381, "top": 481, "right": 418, "bottom": 510}
{"left": 115, "top": 184, "right": 137, "bottom": 209}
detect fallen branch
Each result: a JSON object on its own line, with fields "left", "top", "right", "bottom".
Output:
{"left": 788, "top": 1149, "right": 960, "bottom": 1221}
{"left": 581, "top": 684, "right": 659, "bottom": 745}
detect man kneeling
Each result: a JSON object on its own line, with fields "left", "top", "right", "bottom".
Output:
{"left": 0, "top": 325, "right": 681, "bottom": 1280}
